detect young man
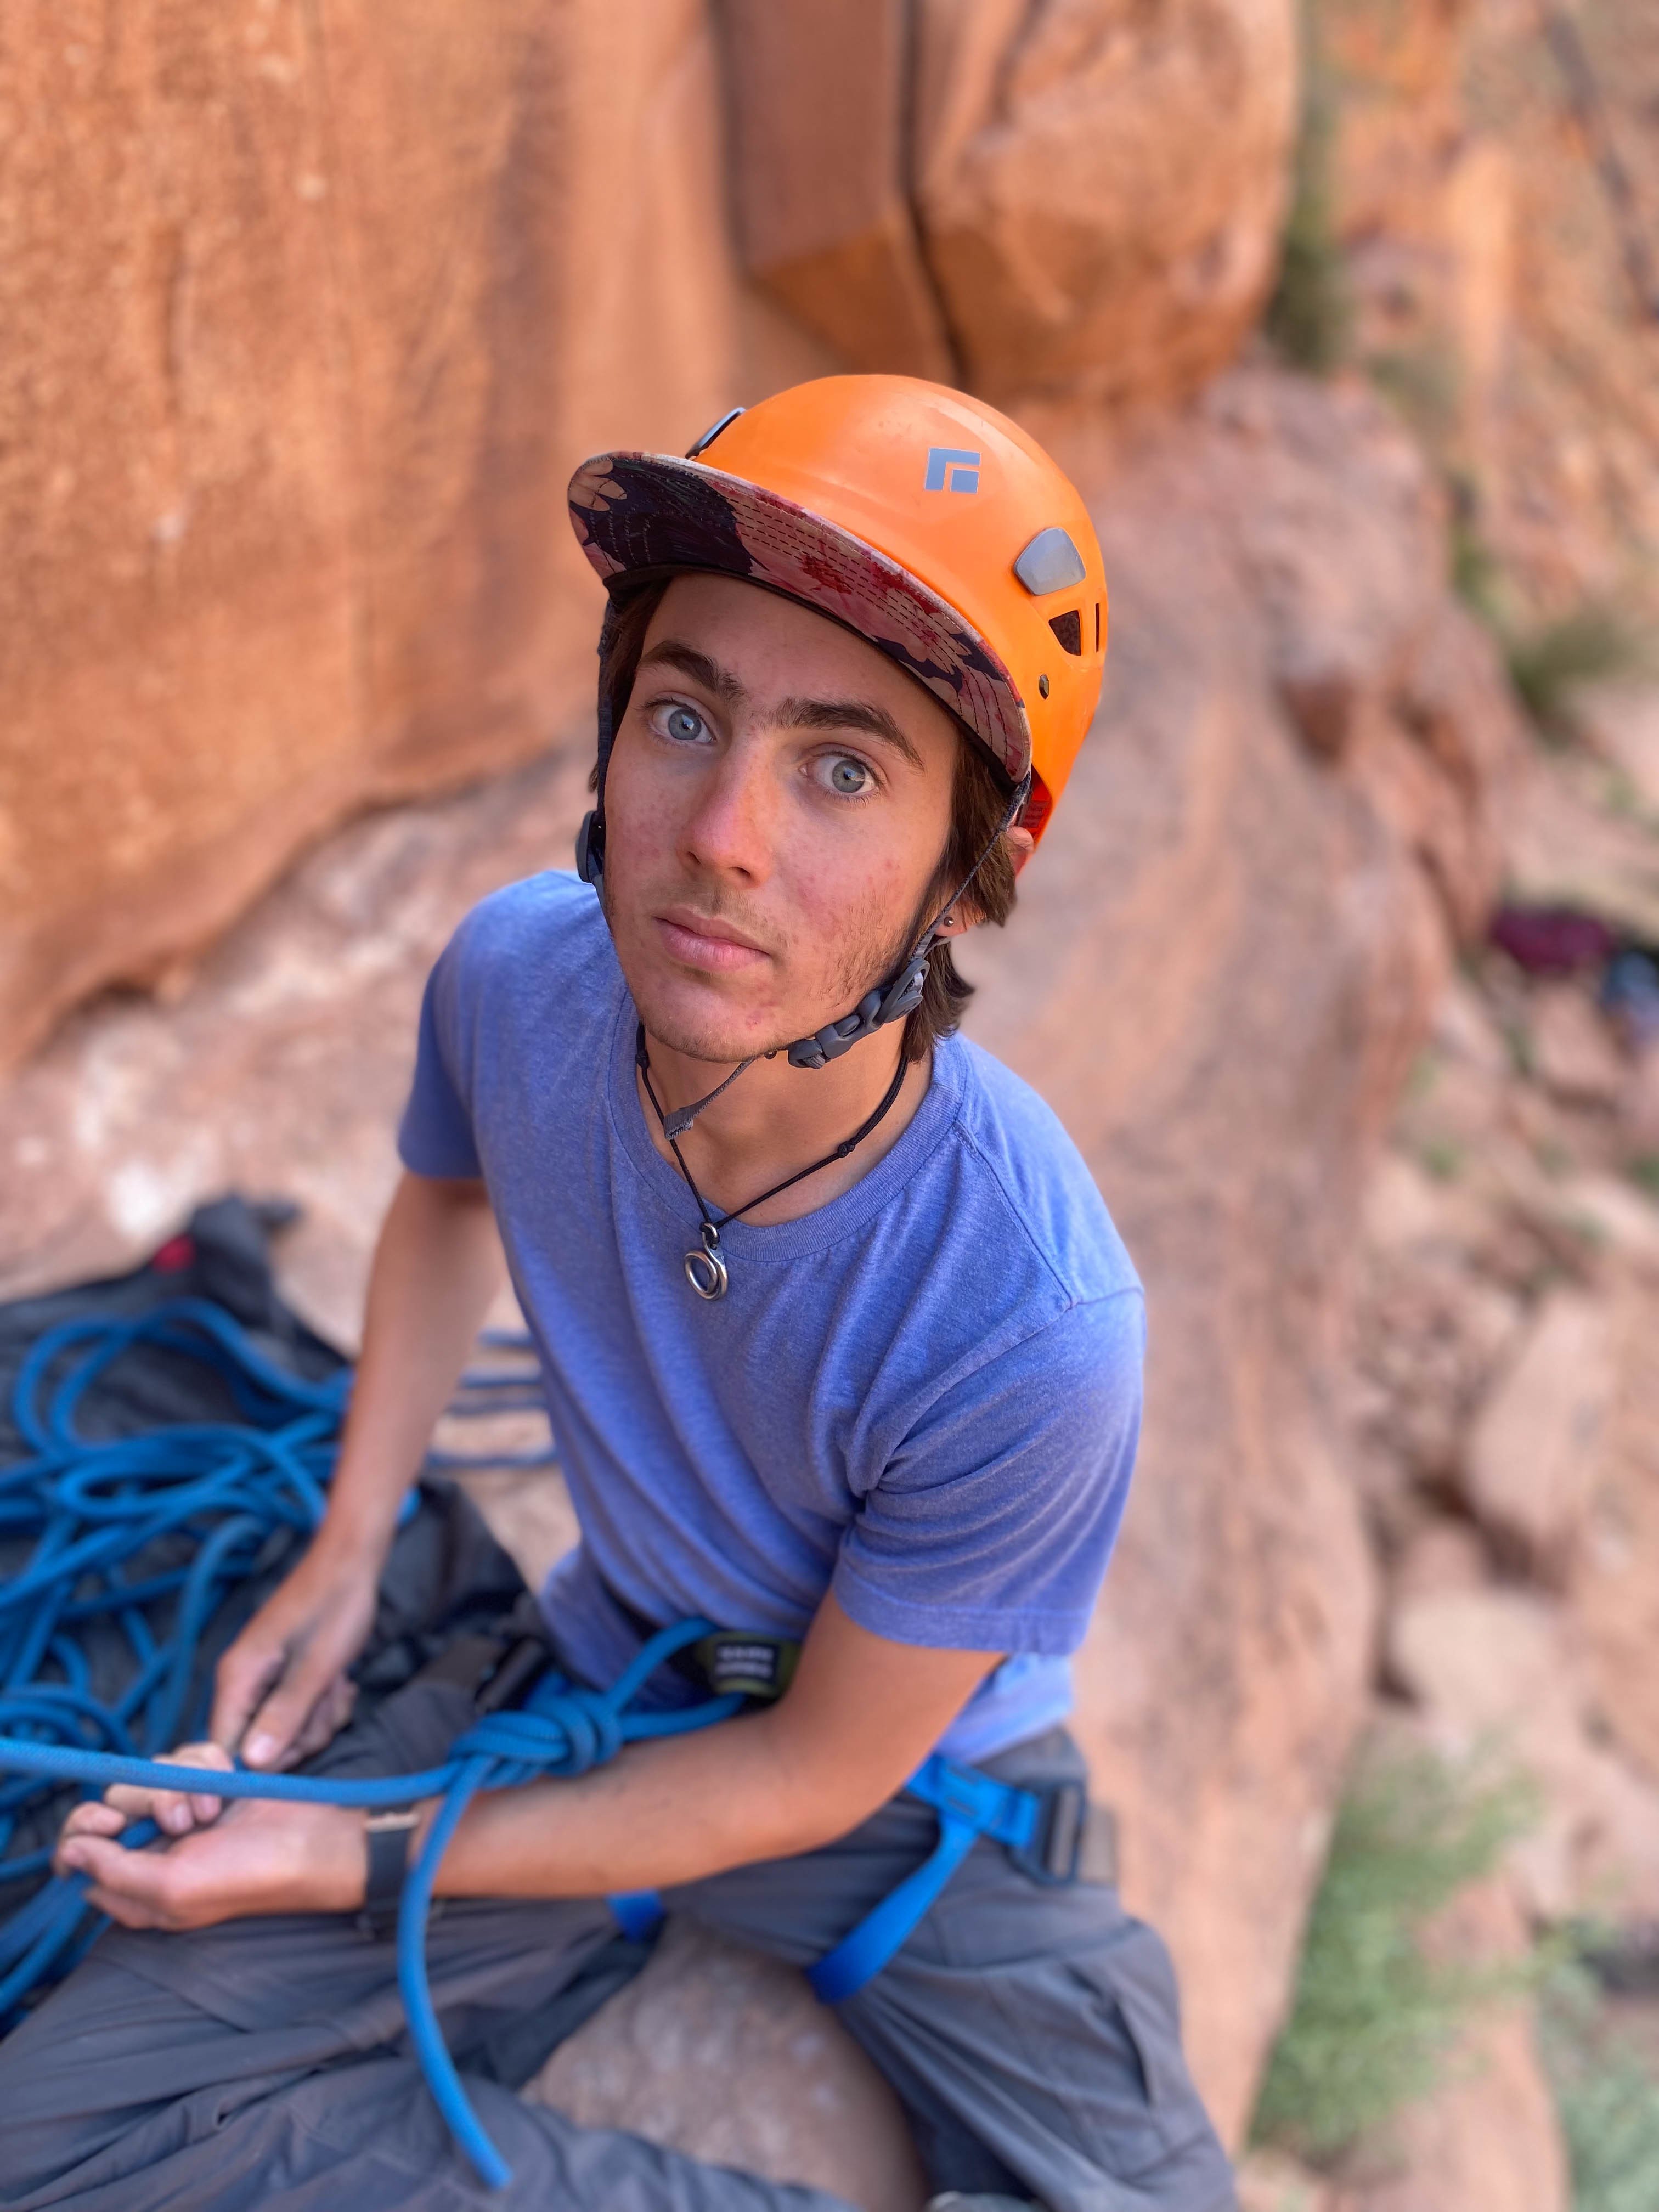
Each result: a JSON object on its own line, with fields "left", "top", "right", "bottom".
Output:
{"left": 1, "top": 378, "right": 1234, "bottom": 2211}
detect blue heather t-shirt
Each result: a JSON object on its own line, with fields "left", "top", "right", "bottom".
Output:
{"left": 398, "top": 871, "right": 1144, "bottom": 1764}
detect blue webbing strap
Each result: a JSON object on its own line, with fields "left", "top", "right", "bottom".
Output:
{"left": 608, "top": 1889, "right": 668, "bottom": 1942}
{"left": 806, "top": 1752, "right": 1042, "bottom": 2006}
{"left": 590, "top": 1754, "right": 1053, "bottom": 2012}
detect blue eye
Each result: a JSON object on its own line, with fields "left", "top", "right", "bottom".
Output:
{"left": 827, "top": 757, "right": 871, "bottom": 797}
{"left": 663, "top": 705, "right": 706, "bottom": 743}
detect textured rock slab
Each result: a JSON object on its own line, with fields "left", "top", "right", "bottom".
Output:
{"left": 714, "top": 0, "right": 1298, "bottom": 411}
{"left": 1526, "top": 985, "right": 1628, "bottom": 1111}
{"left": 715, "top": 0, "right": 953, "bottom": 380}
{"left": 1463, "top": 1289, "right": 1615, "bottom": 1578}
{"left": 913, "top": 0, "right": 1297, "bottom": 407}
{"left": 1504, "top": 753, "right": 1659, "bottom": 945}
{"left": 1573, "top": 683, "right": 1659, "bottom": 820}
{"left": 531, "top": 1918, "right": 926, "bottom": 2212}
{"left": 1572, "top": 1271, "right": 1659, "bottom": 1789}
{"left": 1387, "top": 1586, "right": 1659, "bottom": 1921}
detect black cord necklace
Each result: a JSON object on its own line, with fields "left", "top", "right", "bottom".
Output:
{"left": 636, "top": 1023, "right": 910, "bottom": 1300}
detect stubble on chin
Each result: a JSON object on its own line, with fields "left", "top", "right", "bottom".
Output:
{"left": 603, "top": 860, "right": 919, "bottom": 1065}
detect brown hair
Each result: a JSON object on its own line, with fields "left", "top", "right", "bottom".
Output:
{"left": 595, "top": 578, "right": 1019, "bottom": 1061}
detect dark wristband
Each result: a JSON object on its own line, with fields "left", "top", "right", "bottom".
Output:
{"left": 357, "top": 1807, "right": 420, "bottom": 1940}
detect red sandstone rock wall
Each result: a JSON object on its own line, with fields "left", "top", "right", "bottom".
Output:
{"left": 0, "top": 0, "right": 1297, "bottom": 1068}
{"left": 0, "top": 0, "right": 740, "bottom": 1064}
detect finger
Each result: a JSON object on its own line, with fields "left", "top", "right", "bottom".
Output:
{"left": 60, "top": 1801, "right": 128, "bottom": 1842}
{"left": 58, "top": 1830, "right": 168, "bottom": 1898}
{"left": 107, "top": 1745, "right": 231, "bottom": 1834}
{"left": 105, "top": 1782, "right": 162, "bottom": 1821}
{"left": 285, "top": 1677, "right": 358, "bottom": 1766}
{"left": 242, "top": 1661, "right": 345, "bottom": 1771}
{"left": 105, "top": 1785, "right": 195, "bottom": 1837}
{"left": 76, "top": 1849, "right": 175, "bottom": 1929}
{"left": 54, "top": 1826, "right": 147, "bottom": 1889}
{"left": 82, "top": 1887, "right": 165, "bottom": 1932}
{"left": 210, "top": 1635, "right": 287, "bottom": 1755}
{"left": 177, "top": 1740, "right": 232, "bottom": 1825}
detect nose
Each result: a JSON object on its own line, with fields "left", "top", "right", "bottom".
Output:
{"left": 678, "top": 737, "right": 776, "bottom": 887}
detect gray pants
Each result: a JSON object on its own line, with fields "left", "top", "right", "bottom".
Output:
{"left": 0, "top": 1679, "right": 1235, "bottom": 2212}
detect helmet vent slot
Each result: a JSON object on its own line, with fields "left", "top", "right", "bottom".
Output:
{"left": 1048, "top": 610, "right": 1083, "bottom": 657}
{"left": 1094, "top": 601, "right": 1101, "bottom": 652}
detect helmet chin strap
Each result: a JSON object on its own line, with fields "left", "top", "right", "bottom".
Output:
{"left": 580, "top": 767, "right": 1032, "bottom": 1135}
{"left": 776, "top": 765, "right": 1033, "bottom": 1079}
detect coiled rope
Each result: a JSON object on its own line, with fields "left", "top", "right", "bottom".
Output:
{"left": 0, "top": 1296, "right": 738, "bottom": 2188}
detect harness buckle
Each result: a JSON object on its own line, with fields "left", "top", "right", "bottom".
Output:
{"left": 691, "top": 1631, "right": 799, "bottom": 1701}
{"left": 1009, "top": 1776, "right": 1090, "bottom": 1886}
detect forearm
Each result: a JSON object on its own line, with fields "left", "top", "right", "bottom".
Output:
{"left": 317, "top": 1171, "right": 505, "bottom": 1565}
{"left": 426, "top": 1707, "right": 870, "bottom": 1901}
{"left": 75, "top": 1601, "right": 1000, "bottom": 1928}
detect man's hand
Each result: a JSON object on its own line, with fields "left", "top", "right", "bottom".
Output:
{"left": 207, "top": 1171, "right": 506, "bottom": 1770}
{"left": 54, "top": 1774, "right": 368, "bottom": 1931}
{"left": 211, "top": 1544, "right": 379, "bottom": 1770}
{"left": 67, "top": 1739, "right": 236, "bottom": 1839}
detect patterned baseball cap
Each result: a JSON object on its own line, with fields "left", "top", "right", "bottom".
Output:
{"left": 568, "top": 450, "right": 1030, "bottom": 786}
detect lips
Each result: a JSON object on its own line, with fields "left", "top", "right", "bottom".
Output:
{"left": 653, "top": 909, "right": 771, "bottom": 974}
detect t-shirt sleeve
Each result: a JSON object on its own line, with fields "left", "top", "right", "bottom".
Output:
{"left": 830, "top": 1288, "right": 1146, "bottom": 1656}
{"left": 396, "top": 947, "right": 483, "bottom": 1180}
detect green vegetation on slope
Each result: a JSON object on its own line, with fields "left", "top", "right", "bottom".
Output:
{"left": 1251, "top": 1742, "right": 1535, "bottom": 2166}
{"left": 1505, "top": 607, "right": 1648, "bottom": 742}
{"left": 1541, "top": 1963, "right": 1659, "bottom": 2212}
{"left": 1265, "top": 0, "right": 1350, "bottom": 375}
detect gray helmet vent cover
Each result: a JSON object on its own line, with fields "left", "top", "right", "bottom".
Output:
{"left": 1013, "top": 527, "right": 1087, "bottom": 597}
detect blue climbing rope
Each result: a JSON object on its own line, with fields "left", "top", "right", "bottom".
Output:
{"left": 0, "top": 1296, "right": 740, "bottom": 2187}
{"left": 0, "top": 1291, "right": 1068, "bottom": 2189}
{"left": 0, "top": 1301, "right": 347, "bottom": 1956}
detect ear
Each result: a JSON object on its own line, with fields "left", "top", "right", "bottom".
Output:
{"left": 934, "top": 825, "right": 1036, "bottom": 940}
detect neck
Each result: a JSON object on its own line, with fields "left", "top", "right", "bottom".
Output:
{"left": 635, "top": 1021, "right": 927, "bottom": 1226}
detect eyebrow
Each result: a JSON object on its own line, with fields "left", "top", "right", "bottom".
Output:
{"left": 636, "top": 640, "right": 746, "bottom": 708}
{"left": 776, "top": 697, "right": 922, "bottom": 768}
{"left": 635, "top": 637, "right": 925, "bottom": 770}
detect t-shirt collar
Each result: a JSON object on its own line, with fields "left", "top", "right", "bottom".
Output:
{"left": 604, "top": 968, "right": 963, "bottom": 1261}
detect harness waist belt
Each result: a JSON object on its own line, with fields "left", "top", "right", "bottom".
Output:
{"left": 600, "top": 1609, "right": 1097, "bottom": 2006}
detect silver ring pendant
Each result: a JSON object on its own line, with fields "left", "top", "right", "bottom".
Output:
{"left": 684, "top": 1223, "right": 729, "bottom": 1301}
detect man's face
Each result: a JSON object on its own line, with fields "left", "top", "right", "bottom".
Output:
{"left": 601, "top": 573, "right": 960, "bottom": 1063}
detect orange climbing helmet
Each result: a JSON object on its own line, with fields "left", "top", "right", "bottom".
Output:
{"left": 567, "top": 374, "right": 1107, "bottom": 848}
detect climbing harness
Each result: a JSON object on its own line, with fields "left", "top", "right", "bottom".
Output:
{"left": 0, "top": 1293, "right": 1085, "bottom": 2188}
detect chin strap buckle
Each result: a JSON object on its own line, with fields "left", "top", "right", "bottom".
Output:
{"left": 786, "top": 955, "right": 931, "bottom": 1070}
{"left": 575, "top": 810, "right": 604, "bottom": 885}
